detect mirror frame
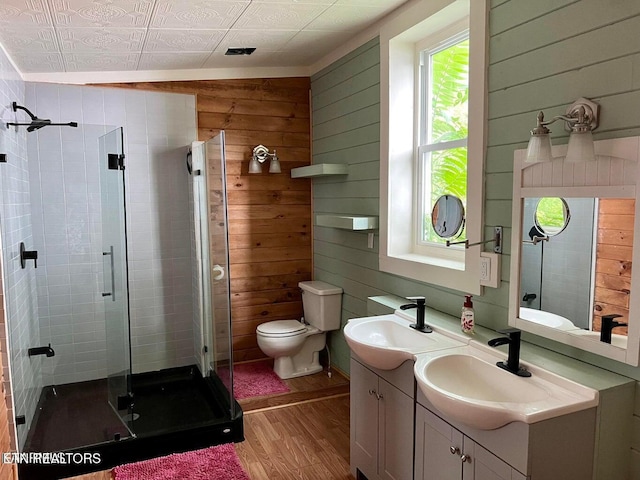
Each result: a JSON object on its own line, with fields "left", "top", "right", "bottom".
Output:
{"left": 431, "top": 194, "right": 466, "bottom": 239}
{"left": 509, "top": 136, "right": 640, "bottom": 366}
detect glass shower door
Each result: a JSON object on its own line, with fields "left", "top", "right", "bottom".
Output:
{"left": 192, "top": 132, "right": 235, "bottom": 416}
{"left": 99, "top": 127, "right": 134, "bottom": 435}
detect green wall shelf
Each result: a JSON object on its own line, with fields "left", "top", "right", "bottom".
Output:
{"left": 316, "top": 215, "right": 378, "bottom": 230}
{"left": 291, "top": 163, "right": 348, "bottom": 178}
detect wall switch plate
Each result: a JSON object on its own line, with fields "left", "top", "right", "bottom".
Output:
{"left": 479, "top": 252, "right": 500, "bottom": 288}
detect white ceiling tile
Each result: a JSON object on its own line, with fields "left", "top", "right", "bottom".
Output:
{"left": 0, "top": 27, "right": 58, "bottom": 53}
{"left": 0, "top": 0, "right": 52, "bottom": 26}
{"left": 63, "top": 52, "right": 140, "bottom": 71}
{"left": 334, "top": 0, "right": 406, "bottom": 6}
{"left": 233, "top": 2, "right": 330, "bottom": 30}
{"left": 251, "top": 0, "right": 333, "bottom": 3}
{"left": 305, "top": 4, "right": 390, "bottom": 30}
{"left": 12, "top": 52, "right": 64, "bottom": 73}
{"left": 0, "top": 0, "right": 410, "bottom": 74}
{"left": 144, "top": 29, "right": 226, "bottom": 52}
{"left": 215, "top": 29, "right": 297, "bottom": 53}
{"left": 138, "top": 52, "right": 210, "bottom": 70}
{"left": 57, "top": 28, "right": 146, "bottom": 52}
{"left": 150, "top": 1, "right": 249, "bottom": 29}
{"left": 266, "top": 49, "right": 319, "bottom": 67}
{"left": 201, "top": 50, "right": 281, "bottom": 69}
{"left": 283, "top": 29, "right": 352, "bottom": 53}
{"left": 49, "top": 0, "right": 154, "bottom": 27}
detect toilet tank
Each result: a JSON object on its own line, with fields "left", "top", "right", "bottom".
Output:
{"left": 299, "top": 281, "right": 343, "bottom": 331}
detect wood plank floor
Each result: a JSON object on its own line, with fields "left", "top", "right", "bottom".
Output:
{"left": 238, "top": 360, "right": 350, "bottom": 412}
{"left": 236, "top": 394, "right": 352, "bottom": 479}
{"left": 66, "top": 376, "right": 353, "bottom": 480}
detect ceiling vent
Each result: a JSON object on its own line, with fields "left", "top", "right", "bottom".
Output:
{"left": 225, "top": 48, "right": 256, "bottom": 56}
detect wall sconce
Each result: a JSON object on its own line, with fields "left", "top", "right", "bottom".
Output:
{"left": 526, "top": 97, "right": 600, "bottom": 164}
{"left": 249, "top": 145, "right": 281, "bottom": 174}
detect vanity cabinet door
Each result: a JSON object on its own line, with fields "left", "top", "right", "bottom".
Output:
{"left": 463, "top": 439, "right": 527, "bottom": 480}
{"left": 351, "top": 358, "right": 414, "bottom": 480}
{"left": 415, "top": 404, "right": 464, "bottom": 480}
{"left": 351, "top": 359, "right": 380, "bottom": 480}
{"left": 378, "top": 378, "right": 413, "bottom": 480}
{"left": 416, "top": 405, "right": 527, "bottom": 480}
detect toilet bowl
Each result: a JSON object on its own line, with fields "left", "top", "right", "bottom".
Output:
{"left": 256, "top": 281, "right": 343, "bottom": 380}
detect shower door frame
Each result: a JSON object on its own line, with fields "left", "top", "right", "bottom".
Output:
{"left": 192, "top": 132, "right": 236, "bottom": 416}
{"left": 99, "top": 127, "right": 135, "bottom": 436}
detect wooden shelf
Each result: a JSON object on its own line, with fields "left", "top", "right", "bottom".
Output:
{"left": 316, "top": 215, "right": 378, "bottom": 230}
{"left": 291, "top": 163, "right": 348, "bottom": 178}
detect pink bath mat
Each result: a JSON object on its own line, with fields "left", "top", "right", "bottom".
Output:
{"left": 113, "top": 443, "right": 250, "bottom": 480}
{"left": 219, "top": 361, "right": 290, "bottom": 399}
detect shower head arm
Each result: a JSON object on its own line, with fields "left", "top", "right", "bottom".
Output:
{"left": 12, "top": 102, "right": 39, "bottom": 121}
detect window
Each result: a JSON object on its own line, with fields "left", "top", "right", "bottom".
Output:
{"left": 379, "top": 0, "right": 488, "bottom": 295}
{"left": 417, "top": 34, "right": 469, "bottom": 249}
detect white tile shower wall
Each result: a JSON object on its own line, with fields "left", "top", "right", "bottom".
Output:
{"left": 26, "top": 83, "right": 198, "bottom": 381}
{"left": 0, "top": 47, "right": 41, "bottom": 449}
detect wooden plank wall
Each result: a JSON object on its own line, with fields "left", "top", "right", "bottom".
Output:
{"left": 593, "top": 198, "right": 634, "bottom": 333}
{"left": 108, "top": 78, "right": 312, "bottom": 362}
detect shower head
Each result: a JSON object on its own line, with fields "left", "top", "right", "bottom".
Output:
{"left": 6, "top": 102, "right": 78, "bottom": 132}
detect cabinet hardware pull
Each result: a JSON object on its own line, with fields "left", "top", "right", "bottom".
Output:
{"left": 376, "top": 393, "right": 383, "bottom": 400}
{"left": 450, "top": 446, "right": 460, "bottom": 455}
{"left": 460, "top": 454, "right": 471, "bottom": 463}
{"left": 368, "top": 389, "right": 376, "bottom": 396}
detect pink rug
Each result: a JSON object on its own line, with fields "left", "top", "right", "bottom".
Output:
{"left": 219, "top": 361, "right": 290, "bottom": 399}
{"left": 113, "top": 444, "right": 250, "bottom": 480}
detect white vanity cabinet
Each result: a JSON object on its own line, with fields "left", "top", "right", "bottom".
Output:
{"left": 415, "top": 390, "right": 597, "bottom": 480}
{"left": 350, "top": 356, "right": 414, "bottom": 480}
{"left": 416, "top": 405, "right": 526, "bottom": 480}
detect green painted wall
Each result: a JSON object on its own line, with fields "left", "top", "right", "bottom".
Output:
{"left": 311, "top": 0, "right": 640, "bottom": 379}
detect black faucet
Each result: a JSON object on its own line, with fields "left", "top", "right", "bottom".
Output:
{"left": 522, "top": 292, "right": 537, "bottom": 302}
{"left": 28, "top": 344, "right": 55, "bottom": 358}
{"left": 399, "top": 296, "right": 432, "bottom": 333}
{"left": 488, "top": 328, "right": 531, "bottom": 377}
{"left": 600, "top": 314, "right": 628, "bottom": 344}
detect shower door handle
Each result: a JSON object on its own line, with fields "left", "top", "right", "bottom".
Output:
{"left": 102, "top": 246, "right": 115, "bottom": 301}
{"left": 212, "top": 264, "right": 225, "bottom": 281}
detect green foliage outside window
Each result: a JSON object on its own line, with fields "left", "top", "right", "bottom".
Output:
{"left": 424, "top": 39, "right": 469, "bottom": 243}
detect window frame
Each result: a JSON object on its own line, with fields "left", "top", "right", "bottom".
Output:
{"left": 414, "top": 31, "right": 469, "bottom": 256}
{"left": 379, "top": 0, "right": 488, "bottom": 295}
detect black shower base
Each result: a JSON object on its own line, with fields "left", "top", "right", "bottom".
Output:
{"left": 19, "top": 365, "right": 243, "bottom": 480}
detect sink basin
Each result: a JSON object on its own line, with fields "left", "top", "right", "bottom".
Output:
{"left": 414, "top": 344, "right": 598, "bottom": 430}
{"left": 519, "top": 307, "right": 577, "bottom": 331}
{"left": 570, "top": 329, "right": 628, "bottom": 349}
{"left": 343, "top": 314, "right": 465, "bottom": 370}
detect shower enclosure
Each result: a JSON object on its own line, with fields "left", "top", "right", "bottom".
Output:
{"left": 1, "top": 115, "right": 242, "bottom": 479}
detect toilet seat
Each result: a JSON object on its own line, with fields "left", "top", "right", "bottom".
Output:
{"left": 256, "top": 320, "right": 309, "bottom": 338}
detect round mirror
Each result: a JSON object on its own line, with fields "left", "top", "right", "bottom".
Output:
{"left": 431, "top": 195, "right": 465, "bottom": 239}
{"left": 533, "top": 197, "right": 571, "bottom": 236}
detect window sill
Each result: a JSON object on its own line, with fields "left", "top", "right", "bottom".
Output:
{"left": 392, "top": 252, "right": 465, "bottom": 271}
{"left": 379, "top": 251, "right": 481, "bottom": 295}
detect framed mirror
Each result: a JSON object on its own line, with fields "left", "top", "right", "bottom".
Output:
{"left": 532, "top": 197, "right": 571, "bottom": 238}
{"left": 431, "top": 194, "right": 465, "bottom": 239}
{"left": 509, "top": 136, "right": 640, "bottom": 366}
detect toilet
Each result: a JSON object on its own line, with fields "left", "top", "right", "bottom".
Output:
{"left": 256, "top": 281, "right": 343, "bottom": 379}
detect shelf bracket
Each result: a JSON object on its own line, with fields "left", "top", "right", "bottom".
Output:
{"left": 446, "top": 226, "right": 503, "bottom": 254}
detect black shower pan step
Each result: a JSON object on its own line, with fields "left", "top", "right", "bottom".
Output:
{"left": 18, "top": 365, "right": 243, "bottom": 480}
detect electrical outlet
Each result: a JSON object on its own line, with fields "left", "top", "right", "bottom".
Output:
{"left": 480, "top": 252, "right": 501, "bottom": 288}
{"left": 479, "top": 256, "right": 491, "bottom": 281}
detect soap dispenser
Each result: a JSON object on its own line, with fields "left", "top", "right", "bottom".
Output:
{"left": 461, "top": 295, "right": 475, "bottom": 334}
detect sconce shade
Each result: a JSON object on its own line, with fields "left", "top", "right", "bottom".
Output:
{"left": 249, "top": 156, "right": 262, "bottom": 173}
{"left": 525, "top": 133, "right": 553, "bottom": 163}
{"left": 268, "top": 154, "right": 281, "bottom": 173}
{"left": 565, "top": 130, "right": 596, "bottom": 163}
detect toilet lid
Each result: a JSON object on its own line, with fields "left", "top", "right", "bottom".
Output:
{"left": 256, "top": 320, "right": 307, "bottom": 337}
